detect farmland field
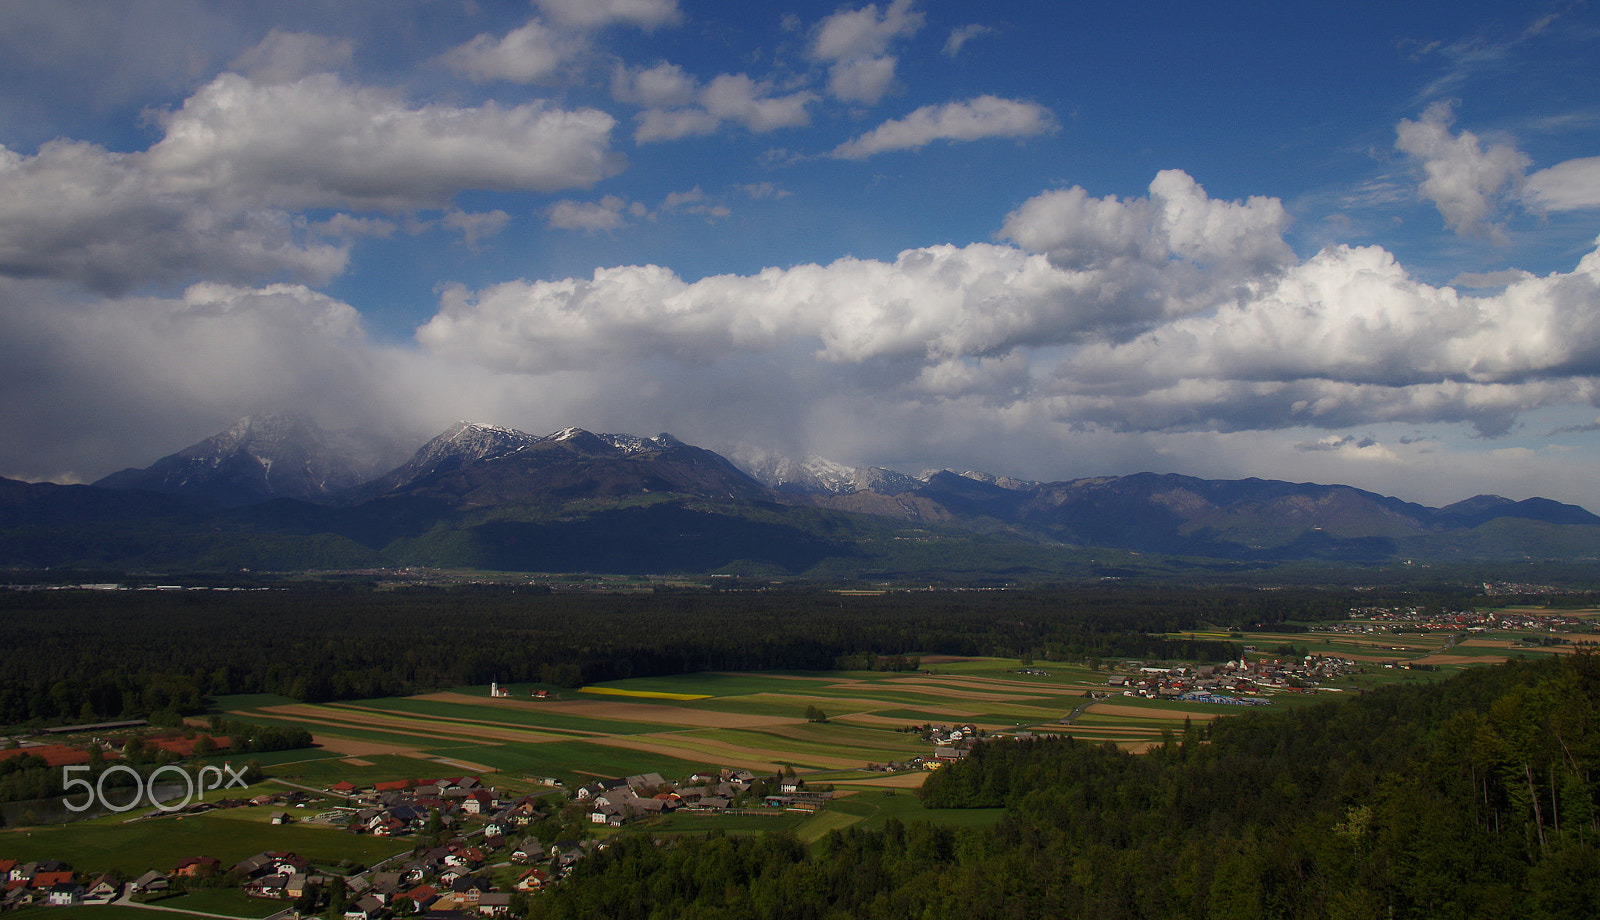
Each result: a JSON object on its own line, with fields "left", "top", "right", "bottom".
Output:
{"left": 0, "top": 801, "right": 412, "bottom": 876}
{"left": 221, "top": 662, "right": 1262, "bottom": 790}
{"left": 3, "top": 639, "right": 1560, "bottom": 885}
{"left": 208, "top": 637, "right": 1571, "bottom": 835}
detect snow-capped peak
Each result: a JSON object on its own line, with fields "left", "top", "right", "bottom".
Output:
{"left": 918, "top": 468, "right": 1040, "bottom": 490}
{"left": 413, "top": 422, "right": 537, "bottom": 467}
{"left": 450, "top": 421, "right": 528, "bottom": 440}
{"left": 95, "top": 413, "right": 403, "bottom": 506}
{"left": 717, "top": 443, "right": 919, "bottom": 496}
{"left": 599, "top": 432, "right": 682, "bottom": 454}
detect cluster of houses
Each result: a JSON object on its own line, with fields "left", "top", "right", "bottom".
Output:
{"left": 1341, "top": 604, "right": 1593, "bottom": 638}
{"left": 231, "top": 845, "right": 532, "bottom": 918}
{"left": 0, "top": 859, "right": 213, "bottom": 910}
{"left": 1107, "top": 656, "right": 1355, "bottom": 699}
{"left": 861, "top": 724, "right": 988, "bottom": 773}
{"left": 0, "top": 759, "right": 851, "bottom": 916}
{"left": 329, "top": 775, "right": 511, "bottom": 838}
{"left": 0, "top": 773, "right": 565, "bottom": 917}
{"left": 1, "top": 860, "right": 97, "bottom": 911}
{"left": 574, "top": 769, "right": 833, "bottom": 826}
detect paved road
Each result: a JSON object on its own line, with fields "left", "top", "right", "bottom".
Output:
{"left": 1056, "top": 696, "right": 1099, "bottom": 726}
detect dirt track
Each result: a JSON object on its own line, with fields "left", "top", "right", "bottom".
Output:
{"left": 403, "top": 751, "right": 497, "bottom": 773}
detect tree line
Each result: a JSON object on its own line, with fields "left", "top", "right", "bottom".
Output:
{"left": 0, "top": 720, "right": 309, "bottom": 805}
{"left": 0, "top": 581, "right": 1477, "bottom": 728}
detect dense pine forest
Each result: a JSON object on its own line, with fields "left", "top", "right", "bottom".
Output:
{"left": 0, "top": 582, "right": 1412, "bottom": 727}
{"left": 530, "top": 653, "right": 1600, "bottom": 920}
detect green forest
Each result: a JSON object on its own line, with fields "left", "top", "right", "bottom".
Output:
{"left": 0, "top": 582, "right": 1398, "bottom": 728}
{"left": 530, "top": 653, "right": 1600, "bottom": 920}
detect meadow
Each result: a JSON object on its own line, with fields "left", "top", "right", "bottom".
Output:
{"left": 0, "top": 794, "right": 411, "bottom": 876}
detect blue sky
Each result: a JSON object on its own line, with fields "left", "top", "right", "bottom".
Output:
{"left": 4, "top": 0, "right": 1600, "bottom": 510}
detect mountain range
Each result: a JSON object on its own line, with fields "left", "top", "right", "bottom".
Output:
{"left": 4, "top": 414, "right": 1599, "bottom": 579}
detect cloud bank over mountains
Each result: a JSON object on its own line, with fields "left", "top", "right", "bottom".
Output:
{"left": 2, "top": 1, "right": 1600, "bottom": 511}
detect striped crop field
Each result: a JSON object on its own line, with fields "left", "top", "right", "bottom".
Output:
{"left": 578, "top": 687, "right": 712, "bottom": 701}
{"left": 221, "top": 660, "right": 1360, "bottom": 792}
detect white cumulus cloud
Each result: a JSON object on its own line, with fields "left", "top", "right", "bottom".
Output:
{"left": 809, "top": 0, "right": 923, "bottom": 105}
{"left": 444, "top": 209, "right": 511, "bottom": 247}
{"left": 611, "top": 62, "right": 698, "bottom": 107}
{"left": 439, "top": 19, "right": 584, "bottom": 84}
{"left": 634, "top": 74, "right": 815, "bottom": 142}
{"left": 1524, "top": 155, "right": 1600, "bottom": 211}
{"left": 1395, "top": 102, "right": 1529, "bottom": 241}
{"left": 408, "top": 171, "right": 1600, "bottom": 460}
{"left": 548, "top": 196, "right": 631, "bottom": 232}
{"left": 147, "top": 73, "right": 620, "bottom": 211}
{"left": 0, "top": 67, "right": 620, "bottom": 294}
{"left": 832, "top": 96, "right": 1056, "bottom": 159}
{"left": 0, "top": 139, "right": 349, "bottom": 293}
{"left": 230, "top": 30, "right": 354, "bottom": 84}
{"left": 826, "top": 55, "right": 900, "bottom": 106}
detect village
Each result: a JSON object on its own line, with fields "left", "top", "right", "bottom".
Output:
{"left": 0, "top": 759, "right": 851, "bottom": 919}
{"left": 1104, "top": 655, "right": 1354, "bottom": 702}
{"left": 1337, "top": 604, "right": 1594, "bottom": 641}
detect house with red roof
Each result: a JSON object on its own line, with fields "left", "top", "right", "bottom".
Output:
{"left": 31, "top": 871, "right": 75, "bottom": 890}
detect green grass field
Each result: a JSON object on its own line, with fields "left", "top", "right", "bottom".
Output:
{"left": 329, "top": 696, "right": 671, "bottom": 735}
{"left": 30, "top": 908, "right": 175, "bottom": 920}
{"left": 26, "top": 890, "right": 285, "bottom": 920}
{"left": 822, "top": 791, "right": 1007, "bottom": 835}
{"left": 0, "top": 806, "right": 409, "bottom": 877}
{"left": 150, "top": 887, "right": 286, "bottom": 918}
